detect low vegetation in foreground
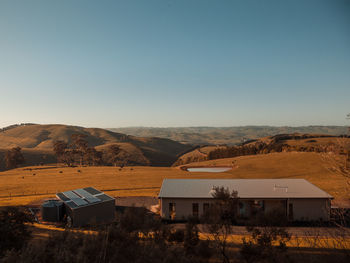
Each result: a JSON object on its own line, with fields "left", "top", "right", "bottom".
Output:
{"left": 1, "top": 190, "right": 349, "bottom": 263}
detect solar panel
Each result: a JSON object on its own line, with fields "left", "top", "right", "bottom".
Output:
{"left": 66, "top": 201, "right": 78, "bottom": 208}
{"left": 57, "top": 187, "right": 114, "bottom": 209}
{"left": 74, "top": 189, "right": 101, "bottom": 204}
{"left": 97, "top": 194, "right": 114, "bottom": 202}
{"left": 62, "top": 191, "right": 88, "bottom": 206}
{"left": 83, "top": 187, "right": 101, "bottom": 195}
{"left": 56, "top": 192, "right": 70, "bottom": 202}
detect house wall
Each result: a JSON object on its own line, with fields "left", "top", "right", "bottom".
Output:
{"left": 239, "top": 199, "right": 286, "bottom": 218}
{"left": 160, "top": 198, "right": 214, "bottom": 220}
{"left": 289, "top": 198, "right": 330, "bottom": 221}
{"left": 160, "top": 197, "right": 331, "bottom": 221}
{"left": 264, "top": 199, "right": 287, "bottom": 214}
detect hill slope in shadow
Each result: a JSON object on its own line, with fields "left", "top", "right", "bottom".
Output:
{"left": 0, "top": 124, "right": 193, "bottom": 169}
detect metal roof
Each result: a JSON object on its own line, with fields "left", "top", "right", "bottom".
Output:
{"left": 158, "top": 179, "right": 333, "bottom": 199}
{"left": 56, "top": 187, "right": 115, "bottom": 209}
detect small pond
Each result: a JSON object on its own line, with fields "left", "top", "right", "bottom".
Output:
{"left": 186, "top": 167, "right": 232, "bottom": 173}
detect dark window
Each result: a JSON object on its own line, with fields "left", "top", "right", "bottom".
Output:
{"left": 253, "top": 200, "right": 264, "bottom": 210}
{"left": 288, "top": 203, "right": 293, "bottom": 221}
{"left": 203, "top": 203, "right": 210, "bottom": 215}
{"left": 252, "top": 200, "right": 264, "bottom": 215}
{"left": 239, "top": 201, "right": 246, "bottom": 217}
{"left": 192, "top": 203, "right": 199, "bottom": 217}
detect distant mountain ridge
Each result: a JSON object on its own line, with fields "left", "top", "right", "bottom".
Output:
{"left": 108, "top": 126, "right": 348, "bottom": 145}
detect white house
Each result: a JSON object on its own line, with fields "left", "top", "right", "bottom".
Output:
{"left": 158, "top": 179, "right": 333, "bottom": 221}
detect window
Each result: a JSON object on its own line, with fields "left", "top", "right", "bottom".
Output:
{"left": 252, "top": 200, "right": 264, "bottom": 212}
{"left": 192, "top": 203, "right": 199, "bottom": 217}
{"left": 169, "top": 203, "right": 176, "bottom": 219}
{"left": 203, "top": 203, "right": 210, "bottom": 215}
{"left": 239, "top": 201, "right": 246, "bottom": 217}
{"left": 253, "top": 200, "right": 264, "bottom": 210}
{"left": 251, "top": 200, "right": 264, "bottom": 216}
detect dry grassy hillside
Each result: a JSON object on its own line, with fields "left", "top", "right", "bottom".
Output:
{"left": 0, "top": 152, "right": 348, "bottom": 207}
{"left": 243, "top": 133, "right": 345, "bottom": 146}
{"left": 95, "top": 143, "right": 151, "bottom": 166}
{"left": 285, "top": 137, "right": 347, "bottom": 147}
{"left": 0, "top": 124, "right": 193, "bottom": 169}
{"left": 173, "top": 145, "right": 226, "bottom": 166}
{"left": 174, "top": 134, "right": 350, "bottom": 166}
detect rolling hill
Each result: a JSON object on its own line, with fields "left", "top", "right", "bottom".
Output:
{"left": 109, "top": 126, "right": 348, "bottom": 145}
{"left": 0, "top": 124, "right": 193, "bottom": 169}
{"left": 173, "top": 133, "right": 350, "bottom": 166}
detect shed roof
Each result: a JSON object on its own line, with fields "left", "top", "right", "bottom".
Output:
{"left": 158, "top": 179, "right": 333, "bottom": 199}
{"left": 56, "top": 187, "right": 115, "bottom": 209}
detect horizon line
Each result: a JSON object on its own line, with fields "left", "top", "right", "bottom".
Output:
{"left": 1, "top": 123, "right": 348, "bottom": 130}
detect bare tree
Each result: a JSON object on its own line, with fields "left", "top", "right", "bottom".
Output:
{"left": 84, "top": 147, "right": 103, "bottom": 166}
{"left": 240, "top": 209, "right": 291, "bottom": 263}
{"left": 53, "top": 140, "right": 68, "bottom": 165}
{"left": 106, "top": 144, "right": 122, "bottom": 166}
{"left": 71, "top": 134, "right": 88, "bottom": 166}
{"left": 4, "top": 147, "right": 25, "bottom": 169}
{"left": 61, "top": 149, "right": 75, "bottom": 167}
{"left": 203, "top": 186, "right": 239, "bottom": 263}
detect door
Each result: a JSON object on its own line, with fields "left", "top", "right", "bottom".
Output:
{"left": 192, "top": 203, "right": 199, "bottom": 217}
{"left": 288, "top": 203, "right": 293, "bottom": 221}
{"left": 203, "top": 203, "right": 210, "bottom": 215}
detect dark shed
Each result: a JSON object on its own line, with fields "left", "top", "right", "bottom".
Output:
{"left": 56, "top": 187, "right": 115, "bottom": 227}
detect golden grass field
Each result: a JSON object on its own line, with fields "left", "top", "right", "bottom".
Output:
{"left": 285, "top": 137, "right": 350, "bottom": 147}
{"left": 0, "top": 152, "right": 349, "bottom": 207}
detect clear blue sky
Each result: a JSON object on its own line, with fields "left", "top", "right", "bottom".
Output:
{"left": 0, "top": 0, "right": 349, "bottom": 128}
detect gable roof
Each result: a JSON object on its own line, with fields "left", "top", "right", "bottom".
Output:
{"left": 158, "top": 179, "right": 333, "bottom": 199}
{"left": 56, "top": 187, "right": 115, "bottom": 209}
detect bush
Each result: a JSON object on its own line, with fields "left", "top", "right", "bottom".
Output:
{"left": 0, "top": 206, "right": 213, "bottom": 263}
{"left": 240, "top": 210, "right": 291, "bottom": 263}
{"left": 0, "top": 207, "right": 34, "bottom": 257}
{"left": 167, "top": 229, "right": 185, "bottom": 243}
